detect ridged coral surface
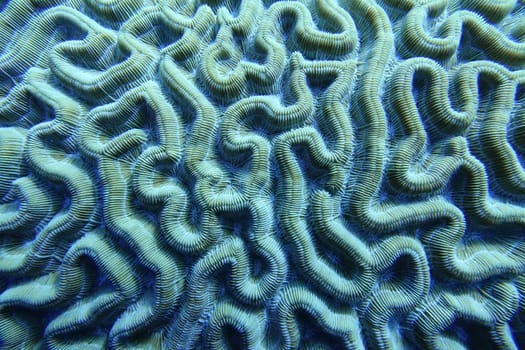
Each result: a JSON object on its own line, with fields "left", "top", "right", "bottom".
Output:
{"left": 0, "top": 0, "right": 525, "bottom": 348}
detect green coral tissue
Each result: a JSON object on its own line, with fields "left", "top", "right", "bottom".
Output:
{"left": 1, "top": 0, "right": 525, "bottom": 348}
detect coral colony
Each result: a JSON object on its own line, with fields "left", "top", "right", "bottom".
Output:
{"left": 1, "top": 0, "right": 525, "bottom": 348}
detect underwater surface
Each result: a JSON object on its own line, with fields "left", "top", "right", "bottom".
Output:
{"left": 0, "top": 0, "right": 525, "bottom": 348}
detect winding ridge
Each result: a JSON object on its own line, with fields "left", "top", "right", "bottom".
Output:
{"left": 1, "top": 0, "right": 525, "bottom": 349}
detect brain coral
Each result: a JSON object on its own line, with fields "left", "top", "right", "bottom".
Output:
{"left": 1, "top": 0, "right": 525, "bottom": 349}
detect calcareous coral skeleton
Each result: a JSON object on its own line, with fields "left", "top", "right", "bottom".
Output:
{"left": 0, "top": 0, "right": 525, "bottom": 348}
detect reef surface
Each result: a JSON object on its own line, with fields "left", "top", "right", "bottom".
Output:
{"left": 0, "top": 0, "right": 525, "bottom": 349}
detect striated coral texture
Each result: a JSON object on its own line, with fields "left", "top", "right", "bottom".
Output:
{"left": 1, "top": 0, "right": 525, "bottom": 348}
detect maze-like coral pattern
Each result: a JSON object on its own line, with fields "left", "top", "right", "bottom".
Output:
{"left": 1, "top": 0, "right": 525, "bottom": 348}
